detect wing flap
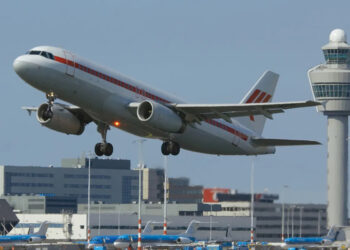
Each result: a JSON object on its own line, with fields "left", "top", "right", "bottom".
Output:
{"left": 251, "top": 138, "right": 321, "bottom": 146}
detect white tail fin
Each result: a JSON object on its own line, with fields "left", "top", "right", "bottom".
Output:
{"left": 142, "top": 221, "right": 154, "bottom": 234}
{"left": 235, "top": 71, "right": 279, "bottom": 135}
{"left": 183, "top": 220, "right": 200, "bottom": 237}
{"left": 33, "top": 221, "right": 50, "bottom": 236}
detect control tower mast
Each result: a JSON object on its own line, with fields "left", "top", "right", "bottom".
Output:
{"left": 308, "top": 29, "right": 350, "bottom": 227}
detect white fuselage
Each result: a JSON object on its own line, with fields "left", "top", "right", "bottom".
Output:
{"left": 13, "top": 46, "right": 275, "bottom": 155}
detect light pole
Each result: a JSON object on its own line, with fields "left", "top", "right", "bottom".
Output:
{"left": 281, "top": 185, "right": 288, "bottom": 242}
{"left": 250, "top": 157, "right": 255, "bottom": 244}
{"left": 163, "top": 155, "right": 168, "bottom": 235}
{"left": 134, "top": 139, "right": 146, "bottom": 250}
{"left": 87, "top": 152, "right": 92, "bottom": 243}
{"left": 299, "top": 206, "right": 303, "bottom": 237}
{"left": 98, "top": 201, "right": 102, "bottom": 236}
{"left": 291, "top": 205, "right": 295, "bottom": 237}
{"left": 209, "top": 204, "right": 213, "bottom": 242}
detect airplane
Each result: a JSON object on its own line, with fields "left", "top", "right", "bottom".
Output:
{"left": 86, "top": 220, "right": 155, "bottom": 249}
{"left": 0, "top": 221, "right": 49, "bottom": 245}
{"left": 113, "top": 220, "right": 199, "bottom": 249}
{"left": 13, "top": 46, "right": 320, "bottom": 156}
{"left": 269, "top": 226, "right": 339, "bottom": 249}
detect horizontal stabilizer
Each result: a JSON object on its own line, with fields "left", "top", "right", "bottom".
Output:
{"left": 251, "top": 138, "right": 321, "bottom": 146}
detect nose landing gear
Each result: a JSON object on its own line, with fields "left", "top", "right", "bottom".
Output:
{"left": 95, "top": 123, "right": 114, "bottom": 156}
{"left": 161, "top": 141, "right": 180, "bottom": 156}
{"left": 43, "top": 92, "right": 57, "bottom": 120}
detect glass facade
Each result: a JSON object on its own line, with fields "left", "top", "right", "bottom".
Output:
{"left": 312, "top": 83, "right": 350, "bottom": 98}
{"left": 323, "top": 49, "right": 349, "bottom": 64}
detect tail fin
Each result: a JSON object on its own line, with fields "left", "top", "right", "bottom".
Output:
{"left": 33, "top": 221, "right": 50, "bottom": 236}
{"left": 225, "top": 224, "right": 232, "bottom": 240}
{"left": 142, "top": 221, "right": 154, "bottom": 234}
{"left": 183, "top": 220, "right": 200, "bottom": 237}
{"left": 235, "top": 71, "right": 279, "bottom": 135}
{"left": 326, "top": 226, "right": 338, "bottom": 241}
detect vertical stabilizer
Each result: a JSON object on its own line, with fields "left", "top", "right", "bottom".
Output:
{"left": 183, "top": 220, "right": 200, "bottom": 237}
{"left": 33, "top": 221, "right": 50, "bottom": 236}
{"left": 142, "top": 221, "right": 154, "bottom": 234}
{"left": 235, "top": 71, "right": 279, "bottom": 135}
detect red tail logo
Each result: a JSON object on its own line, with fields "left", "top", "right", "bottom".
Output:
{"left": 246, "top": 89, "right": 271, "bottom": 121}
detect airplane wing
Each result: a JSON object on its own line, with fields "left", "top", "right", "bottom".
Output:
{"left": 171, "top": 100, "right": 320, "bottom": 123}
{"left": 251, "top": 138, "right": 321, "bottom": 146}
{"left": 22, "top": 103, "right": 93, "bottom": 124}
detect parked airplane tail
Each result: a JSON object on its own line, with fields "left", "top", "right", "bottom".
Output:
{"left": 326, "top": 226, "right": 339, "bottom": 241}
{"left": 236, "top": 71, "right": 279, "bottom": 135}
{"left": 33, "top": 221, "right": 50, "bottom": 236}
{"left": 143, "top": 221, "right": 155, "bottom": 234}
{"left": 182, "top": 220, "right": 200, "bottom": 237}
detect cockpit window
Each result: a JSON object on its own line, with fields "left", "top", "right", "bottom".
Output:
{"left": 47, "top": 53, "right": 54, "bottom": 60}
{"left": 41, "top": 51, "right": 48, "bottom": 58}
{"left": 29, "top": 50, "right": 41, "bottom": 55}
{"left": 28, "top": 50, "right": 55, "bottom": 60}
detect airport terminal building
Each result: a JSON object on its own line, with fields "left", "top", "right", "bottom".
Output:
{"left": 0, "top": 157, "right": 328, "bottom": 242}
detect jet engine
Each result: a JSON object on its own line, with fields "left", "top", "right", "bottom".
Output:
{"left": 137, "top": 100, "right": 184, "bottom": 133}
{"left": 176, "top": 237, "right": 192, "bottom": 244}
{"left": 321, "top": 239, "right": 333, "bottom": 245}
{"left": 28, "top": 236, "right": 43, "bottom": 242}
{"left": 37, "top": 103, "right": 84, "bottom": 135}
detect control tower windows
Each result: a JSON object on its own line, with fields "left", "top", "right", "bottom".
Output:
{"left": 312, "top": 83, "right": 350, "bottom": 98}
{"left": 323, "top": 49, "right": 348, "bottom": 64}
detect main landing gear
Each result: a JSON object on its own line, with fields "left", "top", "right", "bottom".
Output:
{"left": 95, "top": 123, "right": 113, "bottom": 156}
{"left": 42, "top": 92, "right": 56, "bottom": 120}
{"left": 161, "top": 141, "right": 180, "bottom": 156}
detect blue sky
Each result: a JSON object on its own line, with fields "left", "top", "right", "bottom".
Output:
{"left": 1, "top": 1, "right": 349, "bottom": 206}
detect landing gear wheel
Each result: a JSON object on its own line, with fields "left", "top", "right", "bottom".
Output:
{"left": 161, "top": 142, "right": 170, "bottom": 156}
{"left": 171, "top": 142, "right": 180, "bottom": 156}
{"left": 95, "top": 143, "right": 104, "bottom": 156}
{"left": 95, "top": 123, "right": 114, "bottom": 157}
{"left": 161, "top": 141, "right": 180, "bottom": 156}
{"left": 105, "top": 143, "right": 113, "bottom": 156}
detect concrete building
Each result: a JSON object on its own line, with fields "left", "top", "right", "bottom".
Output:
{"left": 308, "top": 28, "right": 350, "bottom": 226}
{"left": 141, "top": 168, "right": 164, "bottom": 202}
{"left": 168, "top": 177, "right": 203, "bottom": 203}
{"left": 1, "top": 195, "right": 77, "bottom": 214}
{"left": 0, "top": 158, "right": 139, "bottom": 204}
{"left": 203, "top": 189, "right": 327, "bottom": 242}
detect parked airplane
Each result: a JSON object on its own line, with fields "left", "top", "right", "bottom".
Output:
{"left": 0, "top": 221, "right": 49, "bottom": 245}
{"left": 87, "top": 220, "right": 155, "bottom": 249}
{"left": 113, "top": 220, "right": 199, "bottom": 248}
{"left": 282, "top": 226, "right": 338, "bottom": 248}
{"left": 13, "top": 46, "right": 320, "bottom": 156}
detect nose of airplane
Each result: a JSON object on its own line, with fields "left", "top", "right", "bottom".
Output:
{"left": 13, "top": 56, "right": 28, "bottom": 77}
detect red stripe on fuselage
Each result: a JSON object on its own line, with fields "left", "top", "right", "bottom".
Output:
{"left": 54, "top": 55, "right": 248, "bottom": 141}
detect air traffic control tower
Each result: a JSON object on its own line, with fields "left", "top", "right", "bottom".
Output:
{"left": 308, "top": 29, "right": 350, "bottom": 227}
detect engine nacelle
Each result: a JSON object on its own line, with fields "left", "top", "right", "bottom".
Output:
{"left": 137, "top": 100, "right": 184, "bottom": 133}
{"left": 321, "top": 239, "right": 332, "bottom": 245}
{"left": 176, "top": 237, "right": 192, "bottom": 244}
{"left": 28, "top": 236, "right": 43, "bottom": 242}
{"left": 37, "top": 103, "right": 84, "bottom": 135}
